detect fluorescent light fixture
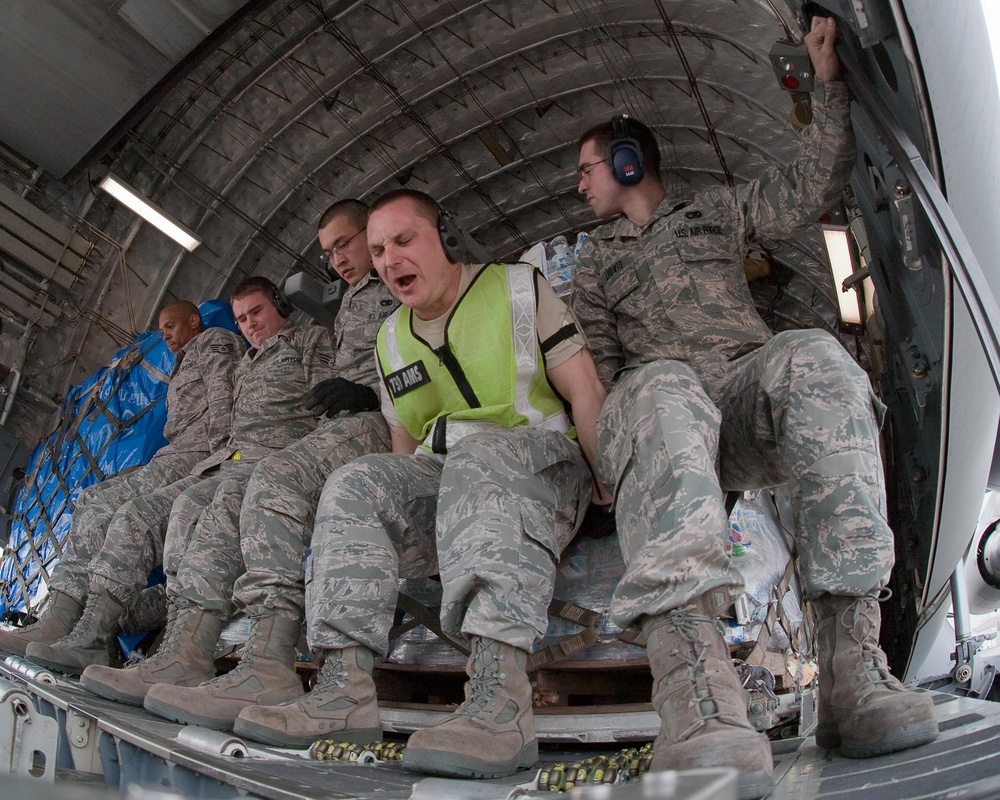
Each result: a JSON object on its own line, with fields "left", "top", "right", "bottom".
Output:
{"left": 99, "top": 174, "right": 201, "bottom": 252}
{"left": 822, "top": 225, "right": 863, "bottom": 326}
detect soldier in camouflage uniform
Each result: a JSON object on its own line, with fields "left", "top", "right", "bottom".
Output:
{"left": 231, "top": 190, "right": 609, "bottom": 779}
{"left": 0, "top": 301, "right": 242, "bottom": 659}
{"left": 27, "top": 277, "right": 333, "bottom": 677}
{"left": 131, "top": 201, "right": 397, "bottom": 729}
{"left": 571, "top": 17, "right": 936, "bottom": 799}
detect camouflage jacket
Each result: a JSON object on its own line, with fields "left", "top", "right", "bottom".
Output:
{"left": 158, "top": 326, "right": 244, "bottom": 457}
{"left": 571, "top": 80, "right": 856, "bottom": 401}
{"left": 194, "top": 320, "right": 336, "bottom": 471}
{"left": 333, "top": 270, "right": 398, "bottom": 388}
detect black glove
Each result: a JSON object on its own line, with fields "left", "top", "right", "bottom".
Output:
{"left": 304, "top": 377, "right": 379, "bottom": 417}
{"left": 579, "top": 501, "right": 616, "bottom": 539}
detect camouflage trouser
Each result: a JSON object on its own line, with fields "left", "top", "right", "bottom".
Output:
{"left": 232, "top": 412, "right": 391, "bottom": 621}
{"left": 89, "top": 472, "right": 202, "bottom": 605}
{"left": 162, "top": 460, "right": 257, "bottom": 618}
{"left": 306, "top": 427, "right": 591, "bottom": 657}
{"left": 49, "top": 453, "right": 201, "bottom": 602}
{"left": 601, "top": 329, "right": 894, "bottom": 630}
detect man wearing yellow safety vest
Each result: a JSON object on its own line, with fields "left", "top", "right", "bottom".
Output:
{"left": 231, "top": 189, "right": 611, "bottom": 780}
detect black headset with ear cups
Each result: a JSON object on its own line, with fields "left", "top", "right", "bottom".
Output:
{"left": 608, "top": 114, "right": 645, "bottom": 186}
{"left": 272, "top": 284, "right": 294, "bottom": 318}
{"left": 437, "top": 208, "right": 466, "bottom": 264}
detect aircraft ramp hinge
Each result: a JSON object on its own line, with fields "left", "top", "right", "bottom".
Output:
{"left": 951, "top": 631, "right": 998, "bottom": 691}
{"left": 0, "top": 675, "right": 58, "bottom": 782}
{"left": 66, "top": 708, "right": 104, "bottom": 775}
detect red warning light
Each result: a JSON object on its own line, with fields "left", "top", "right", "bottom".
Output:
{"left": 781, "top": 74, "right": 801, "bottom": 91}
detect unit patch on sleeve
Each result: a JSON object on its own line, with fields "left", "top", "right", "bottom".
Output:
{"left": 385, "top": 360, "right": 431, "bottom": 399}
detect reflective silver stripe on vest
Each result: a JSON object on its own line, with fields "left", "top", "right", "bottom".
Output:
{"left": 383, "top": 312, "right": 405, "bottom": 372}
{"left": 507, "top": 265, "right": 543, "bottom": 427}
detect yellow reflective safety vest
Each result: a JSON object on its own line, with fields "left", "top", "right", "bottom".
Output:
{"left": 376, "top": 263, "right": 574, "bottom": 455}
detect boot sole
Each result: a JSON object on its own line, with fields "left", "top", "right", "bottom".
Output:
{"left": 24, "top": 653, "right": 92, "bottom": 677}
{"left": 736, "top": 769, "right": 776, "bottom": 800}
{"left": 838, "top": 719, "right": 940, "bottom": 759}
{"left": 401, "top": 741, "right": 539, "bottom": 779}
{"left": 80, "top": 675, "right": 148, "bottom": 706}
{"left": 233, "top": 719, "right": 383, "bottom": 749}
{"left": 144, "top": 695, "right": 242, "bottom": 732}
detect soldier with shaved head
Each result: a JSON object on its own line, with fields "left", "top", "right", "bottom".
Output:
{"left": 0, "top": 301, "right": 243, "bottom": 658}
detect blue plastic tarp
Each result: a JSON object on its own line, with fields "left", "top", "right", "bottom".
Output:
{"left": 0, "top": 301, "right": 239, "bottom": 616}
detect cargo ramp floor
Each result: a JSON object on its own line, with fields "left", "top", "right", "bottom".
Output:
{"left": 2, "top": 656, "right": 999, "bottom": 800}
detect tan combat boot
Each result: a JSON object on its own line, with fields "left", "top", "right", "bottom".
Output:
{"left": 25, "top": 590, "right": 124, "bottom": 675}
{"left": 0, "top": 592, "right": 83, "bottom": 658}
{"left": 81, "top": 598, "right": 223, "bottom": 705}
{"left": 144, "top": 614, "right": 304, "bottom": 730}
{"left": 233, "top": 645, "right": 382, "bottom": 748}
{"left": 645, "top": 601, "right": 774, "bottom": 800}
{"left": 813, "top": 594, "right": 938, "bottom": 757}
{"left": 401, "top": 637, "right": 537, "bottom": 779}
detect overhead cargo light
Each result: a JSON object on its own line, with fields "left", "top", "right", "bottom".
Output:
{"left": 99, "top": 174, "right": 201, "bottom": 252}
{"left": 821, "top": 224, "right": 863, "bottom": 327}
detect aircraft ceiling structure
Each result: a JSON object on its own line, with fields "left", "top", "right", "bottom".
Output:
{"left": 0, "top": 0, "right": 840, "bottom": 446}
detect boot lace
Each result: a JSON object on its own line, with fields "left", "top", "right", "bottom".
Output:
{"left": 211, "top": 622, "right": 268, "bottom": 687}
{"left": 661, "top": 605, "right": 731, "bottom": 726}
{"left": 840, "top": 596, "right": 895, "bottom": 694}
{"left": 127, "top": 603, "right": 182, "bottom": 669}
{"left": 313, "top": 651, "right": 349, "bottom": 694}
{"left": 456, "top": 640, "right": 504, "bottom": 719}
{"left": 59, "top": 595, "right": 110, "bottom": 647}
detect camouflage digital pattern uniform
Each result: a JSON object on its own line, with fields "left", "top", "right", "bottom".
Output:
{"left": 50, "top": 326, "right": 243, "bottom": 603}
{"left": 307, "top": 428, "right": 591, "bottom": 656}
{"left": 230, "top": 271, "right": 396, "bottom": 622}
{"left": 570, "top": 80, "right": 894, "bottom": 629}
{"left": 306, "top": 263, "right": 592, "bottom": 656}
{"left": 89, "top": 321, "right": 334, "bottom": 609}
{"left": 162, "top": 321, "right": 337, "bottom": 617}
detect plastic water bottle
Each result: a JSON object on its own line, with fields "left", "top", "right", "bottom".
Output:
{"left": 574, "top": 231, "right": 589, "bottom": 264}
{"left": 544, "top": 235, "right": 570, "bottom": 295}
{"left": 550, "top": 235, "right": 570, "bottom": 275}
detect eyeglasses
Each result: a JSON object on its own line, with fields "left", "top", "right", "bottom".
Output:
{"left": 319, "top": 227, "right": 365, "bottom": 267}
{"left": 577, "top": 158, "right": 608, "bottom": 179}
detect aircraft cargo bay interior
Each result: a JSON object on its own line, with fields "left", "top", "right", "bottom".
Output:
{"left": 1, "top": 1, "right": 1000, "bottom": 798}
